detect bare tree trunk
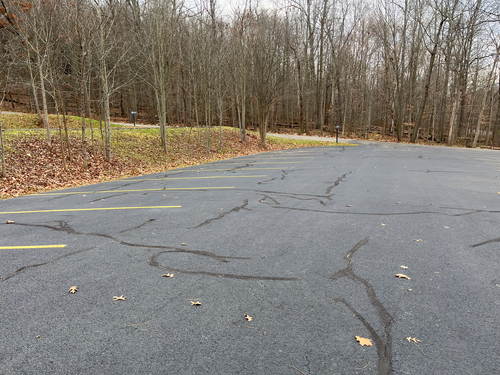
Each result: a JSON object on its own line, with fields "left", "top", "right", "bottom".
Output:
{"left": 448, "top": 88, "right": 460, "bottom": 146}
{"left": 410, "top": 18, "right": 445, "bottom": 143}
{"left": 0, "top": 112, "right": 6, "bottom": 177}
{"left": 472, "top": 54, "right": 498, "bottom": 148}
{"left": 97, "top": 5, "right": 112, "bottom": 162}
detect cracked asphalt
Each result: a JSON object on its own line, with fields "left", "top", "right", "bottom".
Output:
{"left": 1, "top": 141, "right": 499, "bottom": 375}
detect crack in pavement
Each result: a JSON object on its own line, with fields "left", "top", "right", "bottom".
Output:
{"left": 10, "top": 222, "right": 250, "bottom": 263}
{"left": 89, "top": 193, "right": 128, "bottom": 203}
{"left": 1, "top": 247, "right": 94, "bottom": 282}
{"left": 331, "top": 238, "right": 394, "bottom": 375}
{"left": 193, "top": 200, "right": 251, "bottom": 228}
{"left": 237, "top": 189, "right": 329, "bottom": 199}
{"left": 325, "top": 172, "right": 352, "bottom": 196}
{"left": 470, "top": 237, "right": 500, "bottom": 248}
{"left": 257, "top": 170, "right": 291, "bottom": 185}
{"left": 258, "top": 177, "right": 276, "bottom": 185}
{"left": 119, "top": 219, "right": 156, "bottom": 234}
{"left": 148, "top": 251, "right": 298, "bottom": 281}
{"left": 272, "top": 206, "right": 500, "bottom": 217}
{"left": 259, "top": 195, "right": 280, "bottom": 205}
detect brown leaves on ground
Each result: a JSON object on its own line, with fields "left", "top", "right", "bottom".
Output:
{"left": 68, "top": 286, "right": 78, "bottom": 294}
{"left": 161, "top": 273, "right": 174, "bottom": 278}
{"left": 406, "top": 337, "right": 421, "bottom": 343}
{"left": 244, "top": 314, "right": 253, "bottom": 322}
{"left": 395, "top": 274, "right": 411, "bottom": 280}
{"left": 355, "top": 336, "right": 373, "bottom": 346}
{"left": 190, "top": 301, "right": 201, "bottom": 306}
{"left": 1, "top": 126, "right": 322, "bottom": 199}
{"left": 112, "top": 295, "right": 127, "bottom": 301}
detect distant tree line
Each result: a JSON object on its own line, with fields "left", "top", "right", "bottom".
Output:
{"left": 0, "top": 0, "right": 499, "bottom": 161}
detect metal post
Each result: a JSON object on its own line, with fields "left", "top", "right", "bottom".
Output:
{"left": 336, "top": 125, "right": 339, "bottom": 143}
{"left": 131, "top": 111, "right": 137, "bottom": 127}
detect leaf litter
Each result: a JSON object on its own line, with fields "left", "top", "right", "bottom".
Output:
{"left": 395, "top": 274, "right": 411, "bottom": 280}
{"left": 355, "top": 336, "right": 373, "bottom": 346}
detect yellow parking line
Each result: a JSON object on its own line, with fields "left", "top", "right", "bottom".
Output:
{"left": 184, "top": 168, "right": 288, "bottom": 172}
{"left": 0, "top": 245, "right": 67, "bottom": 250}
{"left": 238, "top": 162, "right": 301, "bottom": 164}
{"left": 0, "top": 206, "right": 181, "bottom": 214}
{"left": 238, "top": 157, "right": 314, "bottom": 159}
{"left": 129, "top": 175, "right": 267, "bottom": 181}
{"left": 35, "top": 187, "right": 234, "bottom": 196}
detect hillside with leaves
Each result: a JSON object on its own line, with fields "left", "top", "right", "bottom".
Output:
{"left": 0, "top": 115, "right": 341, "bottom": 199}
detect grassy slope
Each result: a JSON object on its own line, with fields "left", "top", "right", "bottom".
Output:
{"left": 0, "top": 114, "right": 350, "bottom": 199}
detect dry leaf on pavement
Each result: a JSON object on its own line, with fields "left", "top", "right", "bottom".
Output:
{"left": 355, "top": 336, "right": 373, "bottom": 346}
{"left": 244, "top": 314, "right": 253, "bottom": 322}
{"left": 395, "top": 274, "right": 411, "bottom": 280}
{"left": 406, "top": 337, "right": 421, "bottom": 343}
{"left": 68, "top": 286, "right": 78, "bottom": 294}
{"left": 191, "top": 301, "right": 201, "bottom": 306}
{"left": 112, "top": 295, "right": 127, "bottom": 301}
{"left": 162, "top": 273, "right": 174, "bottom": 278}
{"left": 400, "top": 265, "right": 408, "bottom": 270}
{"left": 6, "top": 220, "right": 15, "bottom": 224}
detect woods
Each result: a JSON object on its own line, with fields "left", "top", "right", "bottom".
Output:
{"left": 0, "top": 0, "right": 499, "bottom": 157}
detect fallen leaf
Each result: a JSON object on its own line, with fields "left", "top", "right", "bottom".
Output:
{"left": 395, "top": 274, "right": 411, "bottom": 280}
{"left": 161, "top": 273, "right": 174, "bottom": 278}
{"left": 259, "top": 200, "right": 264, "bottom": 203}
{"left": 347, "top": 205, "right": 353, "bottom": 207}
{"left": 244, "top": 314, "right": 253, "bottom": 321}
{"left": 181, "top": 243, "right": 187, "bottom": 246}
{"left": 36, "top": 335, "right": 41, "bottom": 338}
{"left": 412, "top": 239, "right": 422, "bottom": 242}
{"left": 400, "top": 265, "right": 408, "bottom": 270}
{"left": 381, "top": 223, "right": 386, "bottom": 226}
{"left": 407, "top": 289, "right": 413, "bottom": 291}
{"left": 191, "top": 301, "right": 201, "bottom": 306}
{"left": 355, "top": 336, "right": 373, "bottom": 346}
{"left": 406, "top": 337, "right": 421, "bottom": 343}
{"left": 68, "top": 286, "right": 78, "bottom": 294}
{"left": 112, "top": 295, "right": 127, "bottom": 301}
{"left": 6, "top": 220, "right": 15, "bottom": 224}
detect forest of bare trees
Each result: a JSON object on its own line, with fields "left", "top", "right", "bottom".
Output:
{"left": 0, "top": 0, "right": 499, "bottom": 153}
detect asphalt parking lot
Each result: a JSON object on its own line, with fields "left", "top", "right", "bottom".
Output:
{"left": 1, "top": 141, "right": 499, "bottom": 374}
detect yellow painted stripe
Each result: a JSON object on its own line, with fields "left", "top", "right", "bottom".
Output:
{"left": 231, "top": 162, "right": 300, "bottom": 164}
{"left": 128, "top": 175, "right": 266, "bottom": 181}
{"left": 0, "top": 206, "right": 181, "bottom": 214}
{"left": 0, "top": 245, "right": 67, "bottom": 250}
{"left": 184, "top": 168, "right": 287, "bottom": 172}
{"left": 35, "top": 187, "right": 234, "bottom": 196}
{"left": 238, "top": 157, "right": 314, "bottom": 159}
